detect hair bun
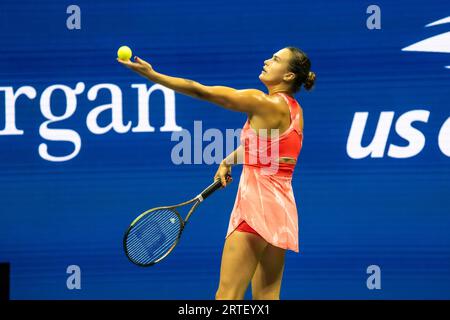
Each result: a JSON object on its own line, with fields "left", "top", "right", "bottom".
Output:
{"left": 303, "top": 71, "right": 316, "bottom": 91}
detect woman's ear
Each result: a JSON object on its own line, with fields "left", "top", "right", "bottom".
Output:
{"left": 283, "top": 72, "right": 296, "bottom": 82}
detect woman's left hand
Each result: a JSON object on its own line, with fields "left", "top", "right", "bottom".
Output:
{"left": 117, "top": 56, "right": 155, "bottom": 78}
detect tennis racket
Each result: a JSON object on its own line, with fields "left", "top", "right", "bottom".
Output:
{"left": 123, "top": 174, "right": 232, "bottom": 267}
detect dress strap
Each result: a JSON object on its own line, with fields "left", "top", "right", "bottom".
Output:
{"left": 276, "top": 92, "right": 302, "bottom": 136}
{"left": 276, "top": 92, "right": 294, "bottom": 114}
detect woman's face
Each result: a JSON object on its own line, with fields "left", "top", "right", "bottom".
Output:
{"left": 259, "top": 48, "right": 293, "bottom": 86}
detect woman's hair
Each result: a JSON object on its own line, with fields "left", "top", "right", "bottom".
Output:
{"left": 285, "top": 46, "right": 316, "bottom": 93}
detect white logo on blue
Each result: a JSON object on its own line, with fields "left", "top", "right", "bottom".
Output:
{"left": 402, "top": 16, "right": 450, "bottom": 69}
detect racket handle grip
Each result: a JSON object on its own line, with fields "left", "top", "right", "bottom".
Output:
{"left": 198, "top": 174, "right": 231, "bottom": 201}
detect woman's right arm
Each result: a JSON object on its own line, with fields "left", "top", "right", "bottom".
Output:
{"left": 214, "top": 145, "right": 243, "bottom": 187}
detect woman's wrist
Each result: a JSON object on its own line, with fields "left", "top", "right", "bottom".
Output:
{"left": 221, "top": 159, "right": 233, "bottom": 167}
{"left": 145, "top": 69, "right": 159, "bottom": 81}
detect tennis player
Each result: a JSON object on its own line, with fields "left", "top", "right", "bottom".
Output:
{"left": 118, "top": 46, "right": 315, "bottom": 300}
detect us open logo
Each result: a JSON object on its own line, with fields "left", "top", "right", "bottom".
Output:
{"left": 345, "top": 16, "right": 450, "bottom": 160}
{"left": 402, "top": 16, "right": 450, "bottom": 69}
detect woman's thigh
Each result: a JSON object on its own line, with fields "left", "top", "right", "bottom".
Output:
{"left": 216, "top": 230, "right": 268, "bottom": 299}
{"left": 251, "top": 243, "right": 286, "bottom": 300}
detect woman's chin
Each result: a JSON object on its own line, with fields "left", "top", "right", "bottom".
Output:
{"left": 259, "top": 74, "right": 269, "bottom": 83}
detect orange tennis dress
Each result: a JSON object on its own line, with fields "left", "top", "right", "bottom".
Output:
{"left": 225, "top": 92, "right": 303, "bottom": 253}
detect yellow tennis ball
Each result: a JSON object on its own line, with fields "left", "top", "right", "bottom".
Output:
{"left": 117, "top": 46, "right": 132, "bottom": 61}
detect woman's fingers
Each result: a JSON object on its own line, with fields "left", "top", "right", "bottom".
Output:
{"left": 116, "top": 58, "right": 136, "bottom": 69}
{"left": 117, "top": 57, "right": 141, "bottom": 67}
{"left": 135, "top": 57, "right": 153, "bottom": 73}
{"left": 214, "top": 164, "right": 232, "bottom": 187}
{"left": 134, "top": 56, "right": 145, "bottom": 64}
{"left": 116, "top": 58, "right": 128, "bottom": 65}
{"left": 213, "top": 171, "right": 226, "bottom": 187}
{"left": 221, "top": 174, "right": 233, "bottom": 187}
{"left": 220, "top": 176, "right": 227, "bottom": 187}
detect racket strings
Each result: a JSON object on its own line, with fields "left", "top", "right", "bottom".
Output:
{"left": 126, "top": 209, "right": 180, "bottom": 264}
{"left": 128, "top": 209, "right": 180, "bottom": 255}
{"left": 127, "top": 221, "right": 179, "bottom": 263}
{"left": 125, "top": 208, "right": 182, "bottom": 265}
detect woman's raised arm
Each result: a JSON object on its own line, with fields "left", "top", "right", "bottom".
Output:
{"left": 117, "top": 56, "right": 280, "bottom": 115}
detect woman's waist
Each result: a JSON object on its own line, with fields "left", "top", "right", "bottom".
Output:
{"left": 243, "top": 149, "right": 297, "bottom": 168}
{"left": 243, "top": 162, "right": 295, "bottom": 177}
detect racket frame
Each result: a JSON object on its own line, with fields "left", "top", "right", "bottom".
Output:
{"left": 123, "top": 175, "right": 230, "bottom": 266}
{"left": 123, "top": 186, "right": 214, "bottom": 267}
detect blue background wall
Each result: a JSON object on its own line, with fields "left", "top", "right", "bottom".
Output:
{"left": 0, "top": 0, "right": 449, "bottom": 299}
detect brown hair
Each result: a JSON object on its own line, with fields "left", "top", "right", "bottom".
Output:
{"left": 285, "top": 46, "right": 316, "bottom": 93}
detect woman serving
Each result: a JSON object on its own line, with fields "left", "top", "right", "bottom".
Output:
{"left": 118, "top": 46, "right": 315, "bottom": 300}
